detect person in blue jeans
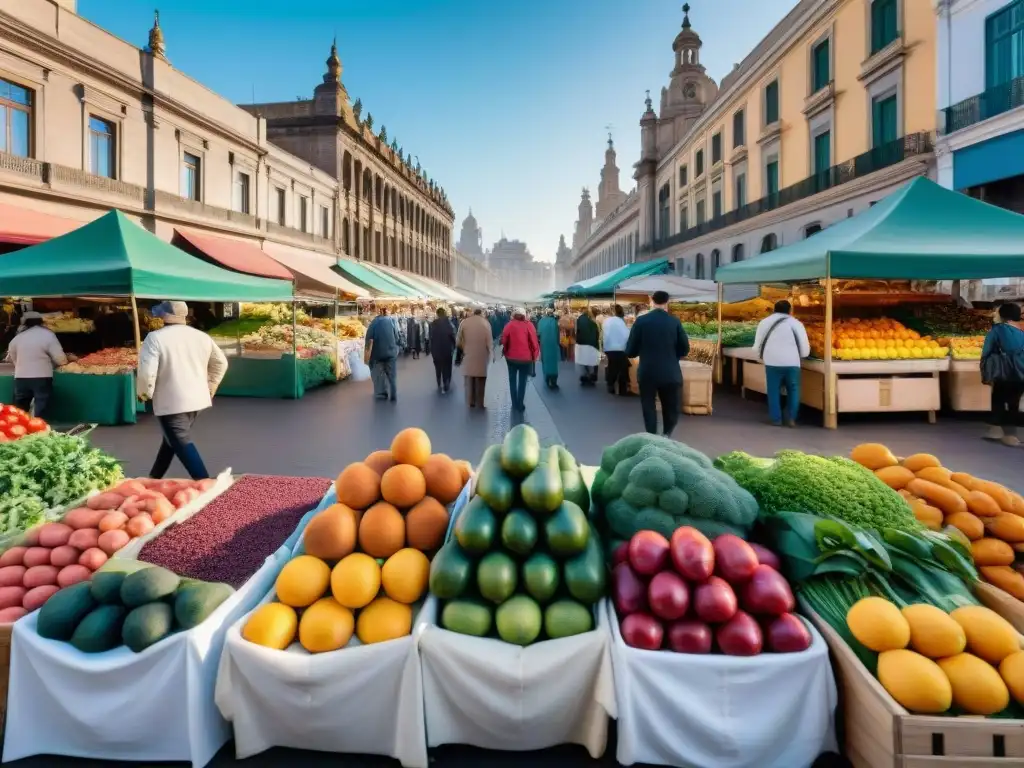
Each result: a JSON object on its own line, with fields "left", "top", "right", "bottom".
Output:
{"left": 752, "top": 300, "right": 810, "bottom": 427}
{"left": 500, "top": 308, "right": 540, "bottom": 413}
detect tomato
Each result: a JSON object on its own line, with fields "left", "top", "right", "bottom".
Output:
{"left": 5, "top": 424, "right": 27, "bottom": 439}
{"left": 25, "top": 418, "right": 47, "bottom": 434}
{"left": 0, "top": 434, "right": 8, "bottom": 442}
{"left": 0, "top": 405, "right": 14, "bottom": 417}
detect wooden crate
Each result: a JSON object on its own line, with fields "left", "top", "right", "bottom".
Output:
{"left": 804, "top": 604, "right": 1024, "bottom": 768}
{"left": 944, "top": 363, "right": 991, "bottom": 412}
{"left": 836, "top": 376, "right": 941, "bottom": 414}
{"left": 627, "top": 360, "right": 713, "bottom": 415}
{"left": 976, "top": 582, "right": 1024, "bottom": 634}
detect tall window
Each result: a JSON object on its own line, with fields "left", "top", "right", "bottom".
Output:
{"left": 812, "top": 38, "right": 831, "bottom": 92}
{"left": 298, "top": 196, "right": 309, "bottom": 232}
{"left": 735, "top": 173, "right": 747, "bottom": 208}
{"left": 657, "top": 184, "right": 670, "bottom": 240}
{"left": 275, "top": 188, "right": 286, "bottom": 225}
{"left": 181, "top": 152, "right": 201, "bottom": 201}
{"left": 711, "top": 249, "right": 721, "bottom": 279}
{"left": 814, "top": 131, "right": 831, "bottom": 174}
{"left": 871, "top": 0, "right": 899, "bottom": 54}
{"left": 761, "top": 233, "right": 778, "bottom": 253}
{"left": 711, "top": 133, "right": 722, "bottom": 165}
{"left": 986, "top": 0, "right": 1024, "bottom": 88}
{"left": 679, "top": 165, "right": 688, "bottom": 186}
{"left": 233, "top": 171, "right": 250, "bottom": 214}
{"left": 88, "top": 116, "right": 115, "bottom": 179}
{"left": 321, "top": 206, "right": 330, "bottom": 237}
{"left": 695, "top": 253, "right": 705, "bottom": 280}
{"left": 733, "top": 110, "right": 745, "bottom": 147}
{"left": 764, "top": 80, "right": 780, "bottom": 124}
{"left": 712, "top": 190, "right": 722, "bottom": 219}
{"left": 765, "top": 160, "right": 780, "bottom": 197}
{"left": 732, "top": 243, "right": 745, "bottom": 263}
{"left": 679, "top": 206, "right": 688, "bottom": 233}
{"left": 872, "top": 94, "right": 898, "bottom": 147}
{"left": 696, "top": 199, "right": 706, "bottom": 226}
{"left": 695, "top": 149, "right": 704, "bottom": 177}
{"left": 0, "top": 78, "right": 31, "bottom": 158}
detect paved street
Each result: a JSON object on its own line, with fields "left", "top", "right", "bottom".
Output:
{"left": 9, "top": 355, "right": 1016, "bottom": 767}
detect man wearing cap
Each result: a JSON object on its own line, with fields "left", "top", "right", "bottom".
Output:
{"left": 4, "top": 310, "right": 76, "bottom": 419}
{"left": 137, "top": 301, "right": 228, "bottom": 480}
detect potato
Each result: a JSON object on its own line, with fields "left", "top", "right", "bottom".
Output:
{"left": 0, "top": 547, "right": 26, "bottom": 567}
{"left": 197, "top": 478, "right": 216, "bottom": 492}
{"left": 119, "top": 500, "right": 144, "bottom": 519}
{"left": 68, "top": 528, "right": 100, "bottom": 551}
{"left": 113, "top": 480, "right": 147, "bottom": 497}
{"left": 37, "top": 523, "right": 72, "bottom": 548}
{"left": 62, "top": 507, "right": 106, "bottom": 530}
{"left": 0, "top": 566, "right": 26, "bottom": 587}
{"left": 98, "top": 511, "right": 128, "bottom": 533}
{"left": 49, "top": 546, "right": 81, "bottom": 569}
{"left": 86, "top": 492, "right": 126, "bottom": 511}
{"left": 0, "top": 586, "right": 26, "bottom": 610}
{"left": 57, "top": 564, "right": 91, "bottom": 588}
{"left": 0, "top": 606, "right": 27, "bottom": 623}
{"left": 78, "top": 548, "right": 108, "bottom": 571}
{"left": 97, "top": 529, "right": 130, "bottom": 555}
{"left": 22, "top": 585, "right": 59, "bottom": 612}
{"left": 23, "top": 565, "right": 58, "bottom": 589}
{"left": 125, "top": 514, "right": 154, "bottom": 539}
{"left": 150, "top": 503, "right": 173, "bottom": 525}
{"left": 23, "top": 547, "right": 53, "bottom": 568}
{"left": 144, "top": 497, "right": 175, "bottom": 521}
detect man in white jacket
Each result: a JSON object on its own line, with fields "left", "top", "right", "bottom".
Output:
{"left": 136, "top": 301, "right": 228, "bottom": 479}
{"left": 752, "top": 300, "right": 811, "bottom": 427}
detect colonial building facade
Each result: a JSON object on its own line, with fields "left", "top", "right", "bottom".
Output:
{"left": 569, "top": 0, "right": 937, "bottom": 283}
{"left": 0, "top": 0, "right": 452, "bottom": 285}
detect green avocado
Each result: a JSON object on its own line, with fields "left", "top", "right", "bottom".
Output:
{"left": 564, "top": 525, "right": 606, "bottom": 604}
{"left": 555, "top": 445, "right": 578, "bottom": 472}
{"left": 522, "top": 552, "right": 560, "bottom": 604}
{"left": 429, "top": 540, "right": 474, "bottom": 599}
{"left": 475, "top": 460, "right": 515, "bottom": 514}
{"left": 70, "top": 604, "right": 127, "bottom": 653}
{"left": 520, "top": 446, "right": 564, "bottom": 515}
{"left": 455, "top": 496, "right": 497, "bottom": 554}
{"left": 544, "top": 599, "right": 593, "bottom": 639}
{"left": 495, "top": 595, "right": 542, "bottom": 646}
{"left": 500, "top": 424, "right": 541, "bottom": 479}
{"left": 477, "top": 551, "right": 518, "bottom": 604}
{"left": 544, "top": 501, "right": 590, "bottom": 558}
{"left": 501, "top": 508, "right": 538, "bottom": 557}
{"left": 441, "top": 600, "right": 493, "bottom": 637}
{"left": 560, "top": 468, "right": 590, "bottom": 513}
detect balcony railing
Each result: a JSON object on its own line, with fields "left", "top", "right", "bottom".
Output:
{"left": 643, "top": 132, "right": 932, "bottom": 255}
{"left": 943, "top": 77, "right": 1024, "bottom": 134}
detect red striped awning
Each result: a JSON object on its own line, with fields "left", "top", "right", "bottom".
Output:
{"left": 0, "top": 202, "right": 83, "bottom": 245}
{"left": 173, "top": 229, "right": 295, "bottom": 281}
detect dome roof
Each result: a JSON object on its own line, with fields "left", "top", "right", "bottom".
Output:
{"left": 462, "top": 208, "right": 478, "bottom": 228}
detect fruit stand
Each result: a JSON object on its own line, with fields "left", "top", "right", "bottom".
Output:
{"left": 715, "top": 178, "right": 1024, "bottom": 428}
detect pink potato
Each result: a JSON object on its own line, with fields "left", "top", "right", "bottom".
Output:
{"left": 135, "top": 489, "right": 165, "bottom": 502}
{"left": 0, "top": 566, "right": 26, "bottom": 587}
{"left": 113, "top": 480, "right": 148, "bottom": 497}
{"left": 62, "top": 507, "right": 106, "bottom": 531}
{"left": 98, "top": 511, "right": 128, "bottom": 533}
{"left": 0, "top": 586, "right": 27, "bottom": 610}
{"left": 150, "top": 504, "right": 173, "bottom": 525}
{"left": 119, "top": 500, "right": 144, "bottom": 519}
{"left": 22, "top": 585, "right": 59, "bottom": 612}
{"left": 197, "top": 478, "right": 216, "bottom": 492}
{"left": 23, "top": 547, "right": 53, "bottom": 568}
{"left": 49, "top": 546, "right": 81, "bottom": 569}
{"left": 0, "top": 606, "right": 27, "bottom": 623}
{"left": 125, "top": 514, "right": 154, "bottom": 539}
{"left": 78, "top": 548, "right": 108, "bottom": 571}
{"left": 86, "top": 492, "right": 126, "bottom": 511}
{"left": 68, "top": 528, "right": 101, "bottom": 551}
{"left": 57, "top": 564, "right": 92, "bottom": 588}
{"left": 0, "top": 547, "right": 26, "bottom": 567}
{"left": 97, "top": 529, "right": 130, "bottom": 555}
{"left": 171, "top": 488, "right": 200, "bottom": 509}
{"left": 23, "top": 565, "right": 59, "bottom": 589}
{"left": 37, "top": 523, "right": 72, "bottom": 549}
{"left": 21, "top": 528, "right": 40, "bottom": 547}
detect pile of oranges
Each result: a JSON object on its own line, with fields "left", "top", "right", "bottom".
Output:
{"left": 807, "top": 317, "right": 949, "bottom": 361}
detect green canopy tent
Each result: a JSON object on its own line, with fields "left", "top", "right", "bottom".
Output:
{"left": 567, "top": 258, "right": 671, "bottom": 297}
{"left": 333, "top": 259, "right": 420, "bottom": 299}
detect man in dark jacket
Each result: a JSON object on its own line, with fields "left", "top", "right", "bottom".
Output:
{"left": 365, "top": 308, "right": 401, "bottom": 401}
{"left": 625, "top": 290, "right": 690, "bottom": 436}
{"left": 575, "top": 308, "right": 601, "bottom": 386}
{"left": 429, "top": 307, "right": 457, "bottom": 395}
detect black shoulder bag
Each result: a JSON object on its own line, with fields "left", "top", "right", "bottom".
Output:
{"left": 758, "top": 316, "right": 799, "bottom": 360}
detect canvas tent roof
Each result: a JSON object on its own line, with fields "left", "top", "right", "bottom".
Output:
{"left": 715, "top": 177, "right": 1024, "bottom": 284}
{"left": 0, "top": 210, "right": 293, "bottom": 301}
{"left": 616, "top": 274, "right": 759, "bottom": 303}
{"left": 173, "top": 229, "right": 294, "bottom": 280}
{"left": 262, "top": 242, "right": 368, "bottom": 299}
{"left": 0, "top": 202, "right": 83, "bottom": 246}
{"left": 567, "top": 258, "right": 671, "bottom": 296}
{"left": 333, "top": 259, "right": 418, "bottom": 298}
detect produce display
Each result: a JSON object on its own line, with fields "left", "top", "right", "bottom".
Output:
{"left": 241, "top": 324, "right": 337, "bottom": 357}
{"left": 613, "top": 528, "right": 809, "bottom": 655}
{"left": 0, "top": 432, "right": 122, "bottom": 539}
{"left": 61, "top": 347, "right": 138, "bottom": 375}
{"left": 0, "top": 477, "right": 213, "bottom": 623}
{"left": 43, "top": 312, "right": 95, "bottom": 334}
{"left": 0, "top": 404, "right": 48, "bottom": 442}
{"left": 592, "top": 434, "right": 759, "bottom": 543}
{"left": 679, "top": 321, "right": 757, "bottom": 348}
{"left": 138, "top": 475, "right": 332, "bottom": 588}
{"left": 807, "top": 317, "right": 949, "bottom": 361}
{"left": 430, "top": 425, "right": 604, "bottom": 646}
{"left": 35, "top": 560, "right": 233, "bottom": 653}
{"left": 242, "top": 428, "right": 471, "bottom": 651}
{"left": 947, "top": 335, "right": 984, "bottom": 360}
{"left": 900, "top": 303, "right": 992, "bottom": 337}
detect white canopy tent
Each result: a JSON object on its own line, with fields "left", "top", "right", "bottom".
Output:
{"left": 615, "top": 274, "right": 758, "bottom": 304}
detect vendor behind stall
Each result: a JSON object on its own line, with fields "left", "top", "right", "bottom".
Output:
{"left": 3, "top": 311, "right": 76, "bottom": 419}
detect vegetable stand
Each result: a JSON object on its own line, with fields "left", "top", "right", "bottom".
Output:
{"left": 0, "top": 367, "right": 137, "bottom": 426}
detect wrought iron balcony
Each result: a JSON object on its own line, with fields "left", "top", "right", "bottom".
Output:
{"left": 642, "top": 132, "right": 932, "bottom": 255}
{"left": 943, "top": 77, "right": 1024, "bottom": 134}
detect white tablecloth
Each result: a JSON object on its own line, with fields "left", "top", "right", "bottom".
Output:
{"left": 606, "top": 601, "right": 837, "bottom": 768}
{"left": 418, "top": 596, "right": 615, "bottom": 757}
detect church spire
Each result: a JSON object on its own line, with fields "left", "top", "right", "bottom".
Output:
{"left": 324, "top": 37, "right": 343, "bottom": 84}
{"left": 147, "top": 10, "right": 167, "bottom": 60}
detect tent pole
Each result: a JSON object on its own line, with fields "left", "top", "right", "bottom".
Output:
{"left": 333, "top": 291, "right": 340, "bottom": 381}
{"left": 823, "top": 262, "right": 837, "bottom": 430}
{"left": 292, "top": 298, "right": 299, "bottom": 399}
{"left": 130, "top": 294, "right": 142, "bottom": 353}
{"left": 715, "top": 282, "right": 724, "bottom": 385}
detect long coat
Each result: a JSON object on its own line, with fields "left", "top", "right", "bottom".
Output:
{"left": 429, "top": 317, "right": 456, "bottom": 361}
{"left": 537, "top": 316, "right": 561, "bottom": 379}
{"left": 456, "top": 314, "right": 493, "bottom": 378}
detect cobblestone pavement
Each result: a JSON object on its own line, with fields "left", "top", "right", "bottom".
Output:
{"left": 11, "top": 354, "right": 1013, "bottom": 766}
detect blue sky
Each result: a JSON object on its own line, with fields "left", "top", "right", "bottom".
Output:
{"left": 79, "top": 0, "right": 796, "bottom": 262}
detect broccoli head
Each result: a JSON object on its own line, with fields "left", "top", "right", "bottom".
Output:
{"left": 594, "top": 434, "right": 759, "bottom": 541}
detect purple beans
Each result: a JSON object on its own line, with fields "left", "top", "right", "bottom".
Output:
{"left": 137, "top": 475, "right": 331, "bottom": 588}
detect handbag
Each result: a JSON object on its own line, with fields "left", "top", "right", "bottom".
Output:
{"left": 758, "top": 316, "right": 800, "bottom": 360}
{"left": 981, "top": 325, "right": 1024, "bottom": 384}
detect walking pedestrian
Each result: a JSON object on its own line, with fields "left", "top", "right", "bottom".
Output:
{"left": 981, "top": 302, "right": 1024, "bottom": 447}
{"left": 429, "top": 307, "right": 457, "bottom": 395}
{"left": 558, "top": 311, "right": 573, "bottom": 362}
{"left": 575, "top": 308, "right": 601, "bottom": 386}
{"left": 136, "top": 301, "right": 228, "bottom": 480}
{"left": 625, "top": 290, "right": 690, "bottom": 437}
{"left": 457, "top": 308, "right": 492, "bottom": 408}
{"left": 4, "top": 311, "right": 76, "bottom": 420}
{"left": 753, "top": 300, "right": 811, "bottom": 427}
{"left": 602, "top": 304, "right": 631, "bottom": 396}
{"left": 365, "top": 307, "right": 400, "bottom": 402}
{"left": 537, "top": 309, "right": 561, "bottom": 390}
{"left": 501, "top": 307, "right": 540, "bottom": 413}
{"left": 406, "top": 314, "right": 423, "bottom": 360}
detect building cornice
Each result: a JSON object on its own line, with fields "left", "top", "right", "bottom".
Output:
{"left": 936, "top": 105, "right": 1024, "bottom": 152}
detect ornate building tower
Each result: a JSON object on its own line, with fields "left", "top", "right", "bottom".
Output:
{"left": 636, "top": 92, "right": 660, "bottom": 253}
{"left": 457, "top": 209, "right": 484, "bottom": 260}
{"left": 595, "top": 133, "right": 628, "bottom": 221}
{"left": 571, "top": 188, "right": 594, "bottom": 253}
{"left": 554, "top": 234, "right": 573, "bottom": 289}
{"left": 657, "top": 3, "right": 718, "bottom": 156}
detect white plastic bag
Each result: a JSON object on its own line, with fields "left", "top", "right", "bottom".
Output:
{"left": 347, "top": 349, "right": 371, "bottom": 382}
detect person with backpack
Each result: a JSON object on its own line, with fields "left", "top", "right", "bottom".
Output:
{"left": 753, "top": 300, "right": 811, "bottom": 427}
{"left": 981, "top": 302, "right": 1024, "bottom": 447}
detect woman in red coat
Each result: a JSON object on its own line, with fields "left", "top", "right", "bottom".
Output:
{"left": 500, "top": 307, "right": 540, "bottom": 413}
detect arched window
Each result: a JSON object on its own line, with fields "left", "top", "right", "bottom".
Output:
{"left": 804, "top": 223, "right": 822, "bottom": 238}
{"left": 732, "top": 243, "right": 744, "bottom": 263}
{"left": 342, "top": 218, "right": 350, "bottom": 254}
{"left": 761, "top": 233, "right": 778, "bottom": 253}
{"left": 711, "top": 249, "right": 721, "bottom": 278}
{"left": 658, "top": 184, "right": 671, "bottom": 241}
{"left": 693, "top": 253, "right": 704, "bottom": 279}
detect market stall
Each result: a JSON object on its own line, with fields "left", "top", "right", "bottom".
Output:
{"left": 715, "top": 177, "right": 1024, "bottom": 428}
{"left": 0, "top": 211, "right": 294, "bottom": 423}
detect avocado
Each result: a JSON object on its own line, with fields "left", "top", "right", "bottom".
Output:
{"left": 70, "top": 604, "right": 127, "bottom": 653}
{"left": 495, "top": 595, "right": 542, "bottom": 646}
{"left": 441, "top": 600, "right": 493, "bottom": 637}
{"left": 173, "top": 582, "right": 234, "bottom": 629}
{"left": 90, "top": 571, "right": 130, "bottom": 605}
{"left": 544, "top": 599, "right": 593, "bottom": 639}
{"left": 544, "top": 501, "right": 590, "bottom": 558}
{"left": 520, "top": 446, "right": 564, "bottom": 515}
{"left": 475, "top": 460, "right": 515, "bottom": 514}
{"left": 564, "top": 525, "right": 606, "bottom": 604}
{"left": 477, "top": 551, "right": 518, "bottom": 604}
{"left": 120, "top": 566, "right": 181, "bottom": 608}
{"left": 36, "top": 582, "right": 97, "bottom": 641}
{"left": 121, "top": 602, "right": 175, "bottom": 653}
{"left": 555, "top": 445, "right": 578, "bottom": 472}
{"left": 560, "top": 468, "right": 590, "bottom": 513}
{"left": 500, "top": 424, "right": 541, "bottom": 479}
{"left": 522, "top": 552, "right": 560, "bottom": 604}
{"left": 501, "top": 508, "right": 539, "bottom": 557}
{"left": 429, "top": 541, "right": 474, "bottom": 599}
{"left": 454, "top": 496, "right": 497, "bottom": 554}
